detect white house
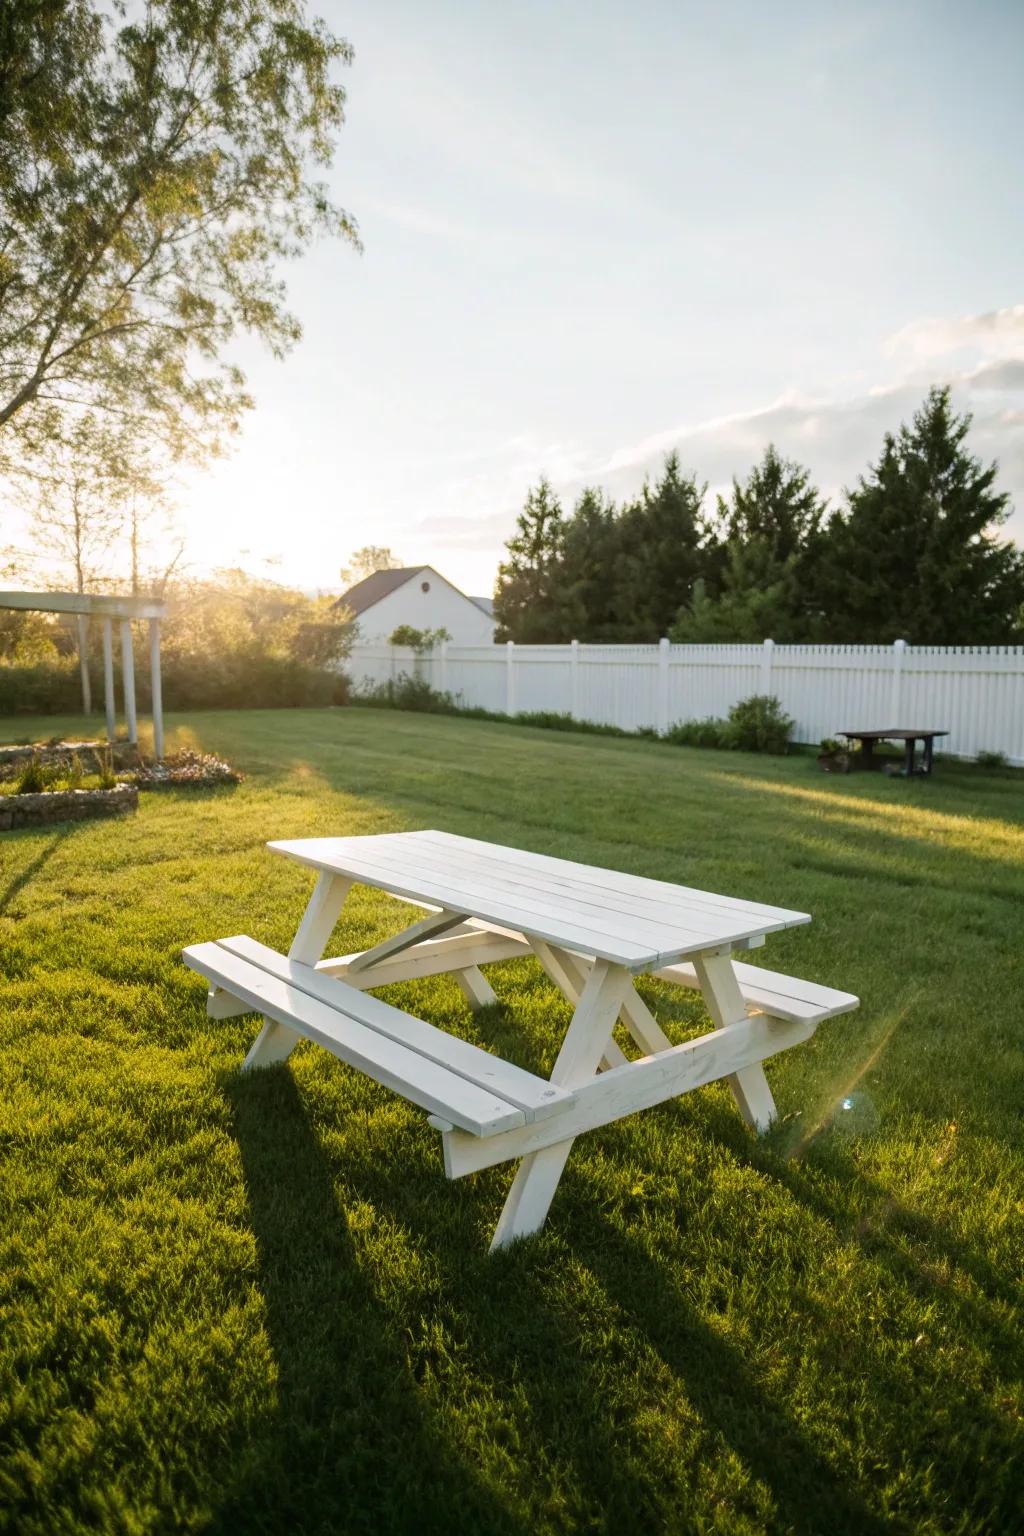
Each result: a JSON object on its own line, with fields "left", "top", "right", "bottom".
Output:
{"left": 336, "top": 565, "right": 496, "bottom": 644}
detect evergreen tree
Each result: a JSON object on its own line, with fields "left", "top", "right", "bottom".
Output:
{"left": 673, "top": 445, "right": 828, "bottom": 642}
{"left": 819, "top": 388, "right": 1024, "bottom": 643}
{"left": 493, "top": 478, "right": 566, "bottom": 642}
{"left": 558, "top": 487, "right": 621, "bottom": 640}
{"left": 611, "top": 453, "right": 717, "bottom": 639}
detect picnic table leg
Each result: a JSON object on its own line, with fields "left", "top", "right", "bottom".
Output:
{"left": 530, "top": 939, "right": 675, "bottom": 1069}
{"left": 923, "top": 735, "right": 934, "bottom": 775}
{"left": 693, "top": 952, "right": 777, "bottom": 1132}
{"left": 490, "top": 959, "right": 631, "bottom": 1250}
{"left": 241, "top": 873, "right": 353, "bottom": 1071}
{"left": 904, "top": 737, "right": 916, "bottom": 776}
{"left": 455, "top": 965, "right": 499, "bottom": 1009}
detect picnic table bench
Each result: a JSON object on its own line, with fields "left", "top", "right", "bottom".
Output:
{"left": 183, "top": 830, "right": 858, "bottom": 1249}
{"left": 841, "top": 727, "right": 948, "bottom": 776}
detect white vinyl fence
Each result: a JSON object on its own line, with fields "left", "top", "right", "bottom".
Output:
{"left": 347, "top": 639, "right": 1024, "bottom": 765}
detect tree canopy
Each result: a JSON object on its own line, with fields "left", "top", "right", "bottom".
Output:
{"left": 817, "top": 388, "right": 1024, "bottom": 644}
{"left": 0, "top": 0, "right": 357, "bottom": 481}
{"left": 494, "top": 393, "right": 1022, "bottom": 645}
{"left": 493, "top": 478, "right": 566, "bottom": 642}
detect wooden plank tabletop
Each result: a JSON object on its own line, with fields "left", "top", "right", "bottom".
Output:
{"left": 267, "top": 829, "right": 810, "bottom": 970}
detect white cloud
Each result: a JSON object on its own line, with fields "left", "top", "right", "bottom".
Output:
{"left": 407, "top": 355, "right": 1024, "bottom": 574}
{"left": 885, "top": 304, "right": 1024, "bottom": 360}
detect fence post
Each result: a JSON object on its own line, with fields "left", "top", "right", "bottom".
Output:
{"left": 439, "top": 638, "right": 448, "bottom": 696}
{"left": 658, "top": 637, "right": 670, "bottom": 733}
{"left": 761, "top": 636, "right": 774, "bottom": 694}
{"left": 570, "top": 639, "right": 579, "bottom": 719}
{"left": 505, "top": 639, "right": 515, "bottom": 716}
{"left": 890, "top": 638, "right": 906, "bottom": 721}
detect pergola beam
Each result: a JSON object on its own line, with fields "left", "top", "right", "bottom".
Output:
{"left": 0, "top": 590, "right": 166, "bottom": 620}
{"left": 1, "top": 589, "right": 166, "bottom": 756}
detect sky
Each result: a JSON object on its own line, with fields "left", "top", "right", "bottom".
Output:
{"left": 122, "top": 0, "right": 1024, "bottom": 594}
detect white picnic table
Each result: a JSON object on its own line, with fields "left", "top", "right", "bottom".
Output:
{"left": 184, "top": 829, "right": 858, "bottom": 1249}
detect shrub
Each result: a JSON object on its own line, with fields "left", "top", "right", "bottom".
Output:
{"left": 513, "top": 711, "right": 631, "bottom": 737}
{"left": 726, "top": 694, "right": 794, "bottom": 754}
{"left": 15, "top": 755, "right": 49, "bottom": 793}
{"left": 354, "top": 674, "right": 458, "bottom": 714}
{"left": 663, "top": 696, "right": 794, "bottom": 754}
{"left": 664, "top": 717, "right": 730, "bottom": 749}
{"left": 96, "top": 748, "right": 117, "bottom": 790}
{"left": 975, "top": 749, "right": 1009, "bottom": 769}
{"left": 388, "top": 625, "right": 451, "bottom": 652}
{"left": 0, "top": 658, "right": 81, "bottom": 714}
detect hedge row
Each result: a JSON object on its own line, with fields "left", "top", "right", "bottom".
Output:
{"left": 0, "top": 655, "right": 350, "bottom": 714}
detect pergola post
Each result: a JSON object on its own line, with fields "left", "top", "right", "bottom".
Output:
{"left": 77, "top": 614, "right": 93, "bottom": 714}
{"left": 120, "top": 619, "right": 138, "bottom": 745}
{"left": 0, "top": 591, "right": 166, "bottom": 748}
{"left": 149, "top": 618, "right": 164, "bottom": 759}
{"left": 101, "top": 618, "right": 116, "bottom": 743}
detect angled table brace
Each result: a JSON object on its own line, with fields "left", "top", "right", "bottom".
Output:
{"left": 489, "top": 957, "right": 632, "bottom": 1250}
{"left": 241, "top": 872, "right": 353, "bottom": 1069}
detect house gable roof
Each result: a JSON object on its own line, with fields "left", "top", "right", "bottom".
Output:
{"left": 335, "top": 564, "right": 494, "bottom": 623}
{"left": 334, "top": 566, "right": 425, "bottom": 616}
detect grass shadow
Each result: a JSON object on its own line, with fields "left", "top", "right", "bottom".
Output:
{"left": 215, "top": 1066, "right": 531, "bottom": 1536}
{"left": 0, "top": 825, "right": 77, "bottom": 915}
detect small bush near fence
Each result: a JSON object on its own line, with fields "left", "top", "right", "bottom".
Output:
{"left": 354, "top": 674, "right": 460, "bottom": 714}
{"left": 665, "top": 695, "right": 794, "bottom": 754}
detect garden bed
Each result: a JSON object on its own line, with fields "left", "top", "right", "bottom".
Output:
{"left": 0, "top": 782, "right": 138, "bottom": 830}
{"left": 0, "top": 742, "right": 241, "bottom": 831}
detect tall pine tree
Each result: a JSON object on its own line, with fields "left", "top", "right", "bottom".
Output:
{"left": 820, "top": 388, "right": 1023, "bottom": 643}
{"left": 611, "top": 453, "right": 718, "bottom": 639}
{"left": 673, "top": 445, "right": 828, "bottom": 641}
{"left": 558, "top": 487, "right": 621, "bottom": 640}
{"left": 493, "top": 478, "right": 567, "bottom": 642}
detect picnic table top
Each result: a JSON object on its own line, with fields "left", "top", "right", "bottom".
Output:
{"left": 841, "top": 727, "right": 949, "bottom": 741}
{"left": 268, "top": 828, "right": 810, "bottom": 970}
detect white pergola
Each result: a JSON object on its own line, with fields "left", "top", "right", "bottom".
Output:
{"left": 0, "top": 590, "right": 166, "bottom": 757}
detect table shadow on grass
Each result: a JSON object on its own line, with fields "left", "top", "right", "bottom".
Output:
{"left": 215, "top": 1066, "right": 531, "bottom": 1536}
{"left": 673, "top": 1112, "right": 1023, "bottom": 1530}
{"left": 297, "top": 1101, "right": 892, "bottom": 1536}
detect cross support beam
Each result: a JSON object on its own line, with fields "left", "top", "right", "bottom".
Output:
{"left": 442, "top": 1013, "right": 814, "bottom": 1180}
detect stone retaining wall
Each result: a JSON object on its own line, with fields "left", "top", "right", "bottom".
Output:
{"left": 0, "top": 783, "right": 138, "bottom": 830}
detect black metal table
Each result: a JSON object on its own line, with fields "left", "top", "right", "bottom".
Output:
{"left": 840, "top": 728, "right": 949, "bottom": 777}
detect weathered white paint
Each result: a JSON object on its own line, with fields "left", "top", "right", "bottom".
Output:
{"left": 346, "top": 638, "right": 1024, "bottom": 764}
{"left": 348, "top": 567, "right": 495, "bottom": 644}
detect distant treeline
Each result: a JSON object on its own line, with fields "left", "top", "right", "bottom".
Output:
{"left": 493, "top": 388, "right": 1024, "bottom": 646}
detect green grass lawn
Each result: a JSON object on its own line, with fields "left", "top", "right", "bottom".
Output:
{"left": 1, "top": 707, "right": 1021, "bottom": 1536}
